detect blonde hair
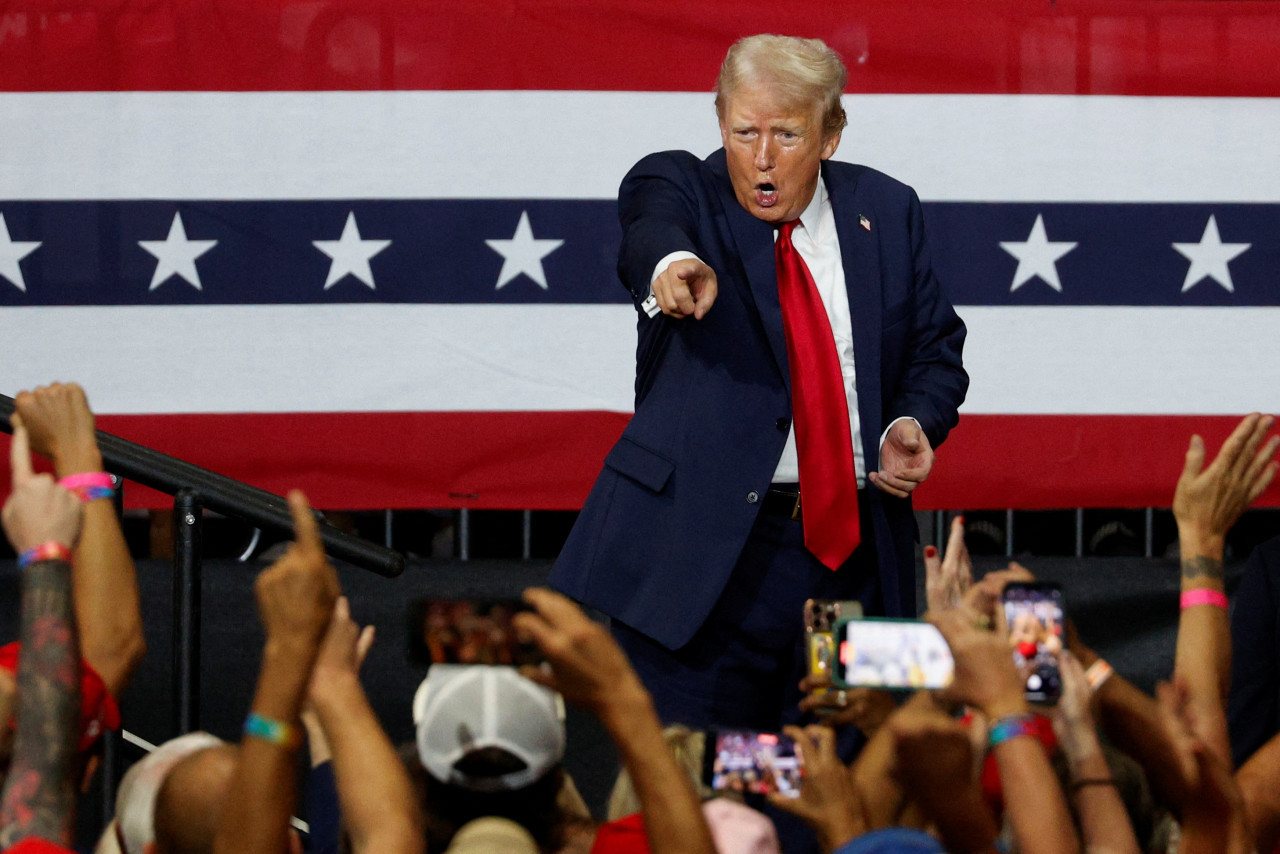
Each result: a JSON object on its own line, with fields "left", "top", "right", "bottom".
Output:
{"left": 607, "top": 726, "right": 733, "bottom": 820}
{"left": 715, "top": 34, "right": 849, "bottom": 140}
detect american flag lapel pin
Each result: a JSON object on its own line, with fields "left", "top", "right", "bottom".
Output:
{"left": 859, "top": 214, "right": 871, "bottom": 231}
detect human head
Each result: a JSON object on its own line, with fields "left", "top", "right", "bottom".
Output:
{"left": 413, "top": 664, "right": 565, "bottom": 792}
{"left": 714, "top": 34, "right": 848, "bottom": 223}
{"left": 105, "top": 733, "right": 235, "bottom": 854}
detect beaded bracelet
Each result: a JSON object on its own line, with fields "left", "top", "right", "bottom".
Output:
{"left": 1180, "top": 588, "right": 1229, "bottom": 610}
{"left": 988, "top": 713, "right": 1037, "bottom": 748}
{"left": 243, "top": 712, "right": 301, "bottom": 749}
{"left": 57, "top": 472, "right": 116, "bottom": 503}
{"left": 17, "top": 542, "right": 73, "bottom": 569}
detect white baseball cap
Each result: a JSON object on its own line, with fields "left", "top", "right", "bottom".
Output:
{"left": 412, "top": 665, "right": 565, "bottom": 792}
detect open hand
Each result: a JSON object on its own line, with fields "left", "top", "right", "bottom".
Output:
{"left": 1173, "top": 413, "right": 1278, "bottom": 545}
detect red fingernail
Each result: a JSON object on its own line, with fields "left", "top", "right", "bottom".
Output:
{"left": 957, "top": 515, "right": 965, "bottom": 525}
{"left": 925, "top": 546, "right": 937, "bottom": 558}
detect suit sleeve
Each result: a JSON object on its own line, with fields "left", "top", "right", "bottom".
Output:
{"left": 885, "top": 189, "right": 968, "bottom": 449}
{"left": 616, "top": 152, "right": 704, "bottom": 305}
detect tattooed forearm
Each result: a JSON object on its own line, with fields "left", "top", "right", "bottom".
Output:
{"left": 0, "top": 559, "right": 80, "bottom": 848}
{"left": 1181, "top": 555, "right": 1225, "bottom": 582}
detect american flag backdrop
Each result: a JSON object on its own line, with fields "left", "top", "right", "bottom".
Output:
{"left": 0, "top": 0, "right": 1278, "bottom": 510}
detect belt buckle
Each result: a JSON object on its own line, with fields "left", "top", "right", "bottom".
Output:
{"left": 790, "top": 492, "right": 802, "bottom": 521}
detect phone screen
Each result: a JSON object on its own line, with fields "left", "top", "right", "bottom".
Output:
{"left": 1001, "top": 583, "right": 1064, "bottom": 704}
{"left": 832, "top": 618, "right": 954, "bottom": 690}
{"left": 703, "top": 729, "right": 803, "bottom": 798}
{"left": 804, "top": 599, "right": 864, "bottom": 685}
{"left": 407, "top": 598, "right": 541, "bottom": 667}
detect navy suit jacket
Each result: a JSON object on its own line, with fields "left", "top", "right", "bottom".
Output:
{"left": 549, "top": 149, "right": 968, "bottom": 650}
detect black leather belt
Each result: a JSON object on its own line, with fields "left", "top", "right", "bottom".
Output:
{"left": 762, "top": 485, "right": 802, "bottom": 520}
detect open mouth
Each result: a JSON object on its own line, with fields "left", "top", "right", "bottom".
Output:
{"left": 756, "top": 182, "right": 777, "bottom": 207}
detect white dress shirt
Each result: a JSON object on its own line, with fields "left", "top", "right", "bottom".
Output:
{"left": 647, "top": 177, "right": 913, "bottom": 488}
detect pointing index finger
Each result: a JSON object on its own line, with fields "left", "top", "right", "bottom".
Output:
{"left": 287, "top": 489, "right": 322, "bottom": 553}
{"left": 9, "top": 417, "right": 34, "bottom": 486}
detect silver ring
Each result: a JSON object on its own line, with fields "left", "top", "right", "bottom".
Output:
{"left": 836, "top": 690, "right": 848, "bottom": 706}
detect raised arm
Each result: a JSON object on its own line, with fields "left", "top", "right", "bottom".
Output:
{"left": 15, "top": 383, "right": 144, "bottom": 697}
{"left": 214, "top": 491, "right": 339, "bottom": 854}
{"left": 0, "top": 418, "right": 84, "bottom": 849}
{"left": 932, "top": 608, "right": 1079, "bottom": 854}
{"left": 515, "top": 588, "right": 714, "bottom": 854}
{"left": 1051, "top": 651, "right": 1140, "bottom": 854}
{"left": 308, "top": 597, "right": 422, "bottom": 854}
{"left": 1172, "top": 413, "right": 1277, "bottom": 758}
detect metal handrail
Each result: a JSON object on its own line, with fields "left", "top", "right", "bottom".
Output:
{"left": 0, "top": 393, "right": 404, "bottom": 577}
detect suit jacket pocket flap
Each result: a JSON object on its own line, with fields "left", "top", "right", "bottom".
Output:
{"left": 604, "top": 438, "right": 675, "bottom": 493}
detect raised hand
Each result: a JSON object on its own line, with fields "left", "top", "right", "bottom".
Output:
{"left": 513, "top": 587, "right": 645, "bottom": 718}
{"left": 931, "top": 608, "right": 1026, "bottom": 721}
{"left": 1173, "top": 413, "right": 1278, "bottom": 547}
{"left": 768, "top": 725, "right": 865, "bottom": 853}
{"left": 2, "top": 416, "right": 81, "bottom": 554}
{"left": 869, "top": 419, "right": 933, "bottom": 498}
{"left": 13, "top": 383, "right": 101, "bottom": 476}
{"left": 253, "top": 491, "right": 340, "bottom": 651}
{"left": 925, "top": 515, "right": 972, "bottom": 613}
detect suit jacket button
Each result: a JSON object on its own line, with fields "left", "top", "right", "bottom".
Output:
{"left": 776, "top": 417, "right": 790, "bottom": 432}
{"left": 746, "top": 491, "right": 759, "bottom": 503}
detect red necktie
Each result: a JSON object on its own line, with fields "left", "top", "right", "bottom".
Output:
{"left": 775, "top": 220, "right": 861, "bottom": 570}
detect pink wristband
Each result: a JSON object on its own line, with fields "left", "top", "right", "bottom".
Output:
{"left": 1180, "top": 588, "right": 1229, "bottom": 610}
{"left": 57, "top": 472, "right": 115, "bottom": 502}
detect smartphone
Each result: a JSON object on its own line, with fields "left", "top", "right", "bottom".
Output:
{"left": 702, "top": 728, "right": 803, "bottom": 799}
{"left": 407, "top": 597, "right": 541, "bottom": 667}
{"left": 830, "top": 617, "right": 954, "bottom": 690}
{"left": 1001, "top": 582, "right": 1064, "bottom": 704}
{"left": 804, "top": 598, "right": 864, "bottom": 684}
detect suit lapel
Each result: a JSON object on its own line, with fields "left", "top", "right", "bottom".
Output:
{"left": 708, "top": 150, "right": 793, "bottom": 390}
{"left": 825, "top": 162, "right": 884, "bottom": 462}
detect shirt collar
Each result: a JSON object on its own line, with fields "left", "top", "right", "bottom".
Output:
{"left": 794, "top": 175, "right": 829, "bottom": 241}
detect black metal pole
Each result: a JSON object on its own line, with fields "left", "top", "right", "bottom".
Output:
{"left": 173, "top": 489, "right": 203, "bottom": 735}
{"left": 100, "top": 730, "right": 119, "bottom": 826}
{"left": 100, "top": 475, "right": 125, "bottom": 827}
{"left": 1, "top": 394, "right": 403, "bottom": 577}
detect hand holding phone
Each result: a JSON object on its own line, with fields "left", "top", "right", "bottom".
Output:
{"left": 702, "top": 728, "right": 804, "bottom": 798}
{"left": 1001, "top": 582, "right": 1064, "bottom": 704}
{"left": 408, "top": 598, "right": 542, "bottom": 667}
{"left": 831, "top": 618, "right": 954, "bottom": 690}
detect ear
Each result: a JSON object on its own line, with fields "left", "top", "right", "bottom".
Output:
{"left": 820, "top": 129, "right": 842, "bottom": 160}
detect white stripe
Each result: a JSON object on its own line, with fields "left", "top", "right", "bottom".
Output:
{"left": 2, "top": 305, "right": 1276, "bottom": 416}
{"left": 1, "top": 92, "right": 1277, "bottom": 202}
{"left": 961, "top": 306, "right": 1280, "bottom": 415}
{"left": 0, "top": 305, "right": 639, "bottom": 414}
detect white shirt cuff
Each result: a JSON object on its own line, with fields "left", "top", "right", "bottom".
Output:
{"left": 879, "top": 417, "right": 922, "bottom": 456}
{"left": 642, "top": 251, "right": 703, "bottom": 318}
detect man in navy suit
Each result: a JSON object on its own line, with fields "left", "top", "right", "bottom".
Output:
{"left": 550, "top": 34, "right": 968, "bottom": 731}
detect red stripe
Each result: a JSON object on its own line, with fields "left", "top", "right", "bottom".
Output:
{"left": 917, "top": 414, "right": 1280, "bottom": 510}
{"left": 1, "top": 1, "right": 1278, "bottom": 96}
{"left": 4, "top": 412, "right": 1276, "bottom": 511}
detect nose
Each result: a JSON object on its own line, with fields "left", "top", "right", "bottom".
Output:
{"left": 753, "top": 135, "right": 775, "bottom": 171}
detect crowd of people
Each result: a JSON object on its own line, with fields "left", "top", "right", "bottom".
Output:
{"left": 1, "top": 391, "right": 1279, "bottom": 854}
